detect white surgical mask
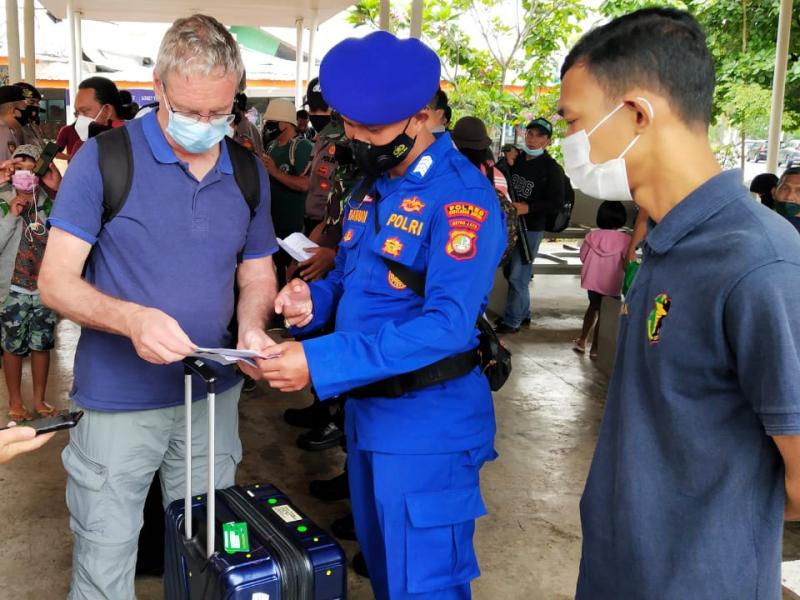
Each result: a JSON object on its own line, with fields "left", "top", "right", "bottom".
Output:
{"left": 74, "top": 106, "right": 105, "bottom": 142}
{"left": 561, "top": 97, "right": 654, "bottom": 201}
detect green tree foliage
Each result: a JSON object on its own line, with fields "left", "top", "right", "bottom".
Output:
{"left": 347, "top": 0, "right": 587, "bottom": 138}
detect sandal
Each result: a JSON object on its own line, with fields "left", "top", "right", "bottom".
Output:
{"left": 572, "top": 339, "right": 586, "bottom": 354}
{"left": 33, "top": 403, "right": 57, "bottom": 417}
{"left": 8, "top": 407, "right": 33, "bottom": 421}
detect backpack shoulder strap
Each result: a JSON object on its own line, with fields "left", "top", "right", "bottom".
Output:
{"left": 225, "top": 137, "right": 259, "bottom": 220}
{"left": 96, "top": 126, "right": 133, "bottom": 224}
{"left": 289, "top": 137, "right": 299, "bottom": 170}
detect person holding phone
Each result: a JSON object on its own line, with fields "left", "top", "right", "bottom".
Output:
{"left": 0, "top": 144, "right": 59, "bottom": 422}
{"left": 0, "top": 423, "right": 53, "bottom": 464}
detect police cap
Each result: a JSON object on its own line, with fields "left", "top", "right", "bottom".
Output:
{"left": 319, "top": 31, "right": 441, "bottom": 126}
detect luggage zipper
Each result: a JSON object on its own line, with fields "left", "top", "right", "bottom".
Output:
{"left": 219, "top": 487, "right": 314, "bottom": 600}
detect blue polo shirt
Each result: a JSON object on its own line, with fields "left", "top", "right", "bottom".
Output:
{"left": 49, "top": 110, "right": 277, "bottom": 412}
{"left": 577, "top": 170, "right": 800, "bottom": 599}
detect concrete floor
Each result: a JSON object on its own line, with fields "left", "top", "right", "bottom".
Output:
{"left": 2, "top": 273, "right": 800, "bottom": 599}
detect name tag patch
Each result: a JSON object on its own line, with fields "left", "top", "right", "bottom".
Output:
{"left": 348, "top": 208, "right": 369, "bottom": 224}
{"left": 445, "top": 202, "right": 488, "bottom": 223}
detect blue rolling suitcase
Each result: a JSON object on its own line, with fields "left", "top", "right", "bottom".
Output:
{"left": 164, "top": 358, "right": 347, "bottom": 599}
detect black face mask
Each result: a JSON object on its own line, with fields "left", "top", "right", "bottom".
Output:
{"left": 263, "top": 121, "right": 280, "bottom": 142}
{"left": 14, "top": 106, "right": 29, "bottom": 127}
{"left": 309, "top": 114, "right": 331, "bottom": 133}
{"left": 350, "top": 119, "right": 415, "bottom": 177}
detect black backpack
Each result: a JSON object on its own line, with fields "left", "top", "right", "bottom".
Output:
{"left": 95, "top": 126, "right": 260, "bottom": 230}
{"left": 545, "top": 172, "right": 575, "bottom": 234}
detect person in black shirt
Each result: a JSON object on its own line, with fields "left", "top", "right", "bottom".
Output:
{"left": 496, "top": 117, "right": 566, "bottom": 333}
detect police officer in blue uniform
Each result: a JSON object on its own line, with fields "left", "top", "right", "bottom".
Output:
{"left": 250, "top": 31, "right": 506, "bottom": 599}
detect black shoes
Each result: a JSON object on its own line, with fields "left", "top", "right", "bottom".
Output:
{"left": 353, "top": 551, "right": 369, "bottom": 578}
{"left": 296, "top": 422, "right": 344, "bottom": 451}
{"left": 494, "top": 322, "right": 520, "bottom": 334}
{"left": 242, "top": 375, "right": 257, "bottom": 392}
{"left": 284, "top": 402, "right": 327, "bottom": 428}
{"left": 309, "top": 472, "right": 350, "bottom": 502}
{"left": 331, "top": 512, "right": 357, "bottom": 541}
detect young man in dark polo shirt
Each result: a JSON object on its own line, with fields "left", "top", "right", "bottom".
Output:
{"left": 559, "top": 8, "right": 800, "bottom": 599}
{"left": 496, "top": 117, "right": 566, "bottom": 333}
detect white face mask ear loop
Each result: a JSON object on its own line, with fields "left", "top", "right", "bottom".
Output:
{"left": 587, "top": 103, "right": 625, "bottom": 137}
{"left": 617, "top": 98, "right": 654, "bottom": 160}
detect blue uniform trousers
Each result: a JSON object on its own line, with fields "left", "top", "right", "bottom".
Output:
{"left": 347, "top": 445, "right": 492, "bottom": 599}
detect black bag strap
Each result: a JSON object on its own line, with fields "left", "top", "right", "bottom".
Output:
{"left": 96, "top": 126, "right": 134, "bottom": 224}
{"left": 96, "top": 128, "right": 260, "bottom": 226}
{"left": 224, "top": 136, "right": 259, "bottom": 221}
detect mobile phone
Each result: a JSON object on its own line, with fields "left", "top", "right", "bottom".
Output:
{"left": 1, "top": 410, "right": 84, "bottom": 435}
{"left": 33, "top": 141, "right": 62, "bottom": 177}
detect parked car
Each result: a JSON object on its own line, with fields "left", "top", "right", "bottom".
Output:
{"left": 748, "top": 140, "right": 768, "bottom": 162}
{"left": 780, "top": 140, "right": 800, "bottom": 166}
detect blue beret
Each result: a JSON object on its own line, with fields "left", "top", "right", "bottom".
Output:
{"left": 319, "top": 31, "right": 441, "bottom": 126}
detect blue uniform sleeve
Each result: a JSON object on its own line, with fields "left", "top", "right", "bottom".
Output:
{"left": 302, "top": 186, "right": 506, "bottom": 400}
{"left": 290, "top": 239, "right": 348, "bottom": 335}
{"left": 241, "top": 161, "right": 278, "bottom": 260}
{"left": 47, "top": 138, "right": 103, "bottom": 244}
{"left": 724, "top": 260, "right": 800, "bottom": 435}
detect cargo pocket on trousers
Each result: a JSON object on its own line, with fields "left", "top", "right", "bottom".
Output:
{"left": 62, "top": 443, "right": 109, "bottom": 537}
{"left": 405, "top": 486, "right": 487, "bottom": 594}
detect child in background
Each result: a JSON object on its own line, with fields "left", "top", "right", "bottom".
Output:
{"left": 0, "top": 144, "right": 57, "bottom": 420}
{"left": 574, "top": 201, "right": 631, "bottom": 358}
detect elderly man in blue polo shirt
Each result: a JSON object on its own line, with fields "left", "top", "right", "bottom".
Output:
{"left": 558, "top": 8, "right": 800, "bottom": 599}
{"left": 39, "top": 15, "right": 278, "bottom": 599}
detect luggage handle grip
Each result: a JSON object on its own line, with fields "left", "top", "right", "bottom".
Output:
{"left": 181, "top": 357, "right": 217, "bottom": 559}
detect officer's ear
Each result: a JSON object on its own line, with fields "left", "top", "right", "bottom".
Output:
{"left": 409, "top": 110, "right": 429, "bottom": 135}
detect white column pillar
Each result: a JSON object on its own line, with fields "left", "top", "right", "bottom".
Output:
{"left": 295, "top": 18, "right": 305, "bottom": 109}
{"left": 410, "top": 0, "right": 423, "bottom": 39}
{"left": 766, "top": 0, "right": 793, "bottom": 173}
{"left": 74, "top": 11, "right": 83, "bottom": 85}
{"left": 306, "top": 11, "right": 319, "bottom": 83}
{"left": 379, "top": 0, "right": 391, "bottom": 32}
{"left": 23, "top": 0, "right": 34, "bottom": 84}
{"left": 66, "top": 0, "right": 77, "bottom": 115}
{"left": 6, "top": 0, "right": 22, "bottom": 82}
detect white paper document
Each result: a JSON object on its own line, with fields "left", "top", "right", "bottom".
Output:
{"left": 190, "top": 347, "right": 279, "bottom": 368}
{"left": 277, "top": 232, "right": 319, "bottom": 262}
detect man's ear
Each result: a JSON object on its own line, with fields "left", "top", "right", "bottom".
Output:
{"left": 624, "top": 95, "right": 655, "bottom": 133}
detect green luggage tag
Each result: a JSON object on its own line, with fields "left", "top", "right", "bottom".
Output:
{"left": 622, "top": 260, "right": 641, "bottom": 296}
{"left": 223, "top": 521, "right": 250, "bottom": 554}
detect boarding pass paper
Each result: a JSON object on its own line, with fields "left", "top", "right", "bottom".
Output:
{"left": 277, "top": 232, "right": 319, "bottom": 262}
{"left": 190, "top": 348, "right": 278, "bottom": 368}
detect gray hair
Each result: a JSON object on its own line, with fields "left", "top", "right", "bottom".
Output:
{"left": 155, "top": 14, "right": 244, "bottom": 86}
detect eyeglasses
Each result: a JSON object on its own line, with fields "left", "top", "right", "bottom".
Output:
{"left": 161, "top": 85, "right": 235, "bottom": 127}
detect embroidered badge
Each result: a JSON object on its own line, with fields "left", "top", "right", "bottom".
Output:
{"left": 387, "top": 271, "right": 408, "bottom": 290}
{"left": 400, "top": 197, "right": 425, "bottom": 214}
{"left": 446, "top": 230, "right": 477, "bottom": 261}
{"left": 363, "top": 194, "right": 374, "bottom": 204}
{"left": 386, "top": 214, "right": 424, "bottom": 236}
{"left": 382, "top": 237, "right": 404, "bottom": 258}
{"left": 343, "top": 229, "right": 354, "bottom": 243}
{"left": 445, "top": 202, "right": 488, "bottom": 223}
{"left": 327, "top": 144, "right": 336, "bottom": 156}
{"left": 393, "top": 144, "right": 409, "bottom": 158}
{"left": 413, "top": 155, "right": 433, "bottom": 177}
{"left": 647, "top": 293, "right": 671, "bottom": 344}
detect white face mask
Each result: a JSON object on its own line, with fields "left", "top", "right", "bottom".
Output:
{"left": 561, "top": 97, "right": 654, "bottom": 201}
{"left": 74, "top": 106, "right": 105, "bottom": 142}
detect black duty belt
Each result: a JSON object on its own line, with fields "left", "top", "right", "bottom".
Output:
{"left": 347, "top": 349, "right": 480, "bottom": 399}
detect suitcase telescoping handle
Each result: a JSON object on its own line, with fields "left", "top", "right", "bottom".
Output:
{"left": 182, "top": 358, "right": 217, "bottom": 559}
